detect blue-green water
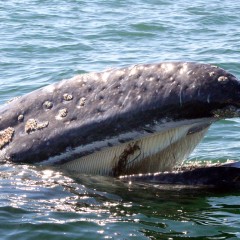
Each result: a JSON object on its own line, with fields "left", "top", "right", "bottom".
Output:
{"left": 1, "top": 0, "right": 240, "bottom": 239}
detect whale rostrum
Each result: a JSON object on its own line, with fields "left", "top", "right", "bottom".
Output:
{"left": 0, "top": 62, "right": 240, "bottom": 176}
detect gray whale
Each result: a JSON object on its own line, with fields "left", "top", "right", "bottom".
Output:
{"left": 0, "top": 62, "right": 240, "bottom": 177}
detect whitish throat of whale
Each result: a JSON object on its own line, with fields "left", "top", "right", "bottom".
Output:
{"left": 54, "top": 118, "right": 215, "bottom": 176}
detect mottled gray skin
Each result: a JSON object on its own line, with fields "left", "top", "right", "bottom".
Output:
{"left": 0, "top": 62, "right": 240, "bottom": 165}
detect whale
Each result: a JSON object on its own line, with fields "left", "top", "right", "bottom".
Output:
{"left": 0, "top": 62, "right": 240, "bottom": 177}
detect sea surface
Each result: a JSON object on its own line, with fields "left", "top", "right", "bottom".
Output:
{"left": 0, "top": 0, "right": 240, "bottom": 239}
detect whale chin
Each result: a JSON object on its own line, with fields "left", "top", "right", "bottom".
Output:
{"left": 57, "top": 117, "right": 213, "bottom": 176}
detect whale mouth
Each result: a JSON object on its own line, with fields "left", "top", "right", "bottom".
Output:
{"left": 59, "top": 118, "right": 215, "bottom": 176}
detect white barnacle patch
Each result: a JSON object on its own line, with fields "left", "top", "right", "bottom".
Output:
{"left": 0, "top": 127, "right": 14, "bottom": 149}
{"left": 25, "top": 119, "right": 49, "bottom": 134}
{"left": 218, "top": 76, "right": 229, "bottom": 83}
{"left": 63, "top": 93, "right": 73, "bottom": 101}
{"left": 56, "top": 108, "right": 68, "bottom": 120}
{"left": 37, "top": 121, "right": 49, "bottom": 130}
{"left": 18, "top": 114, "right": 24, "bottom": 122}
{"left": 25, "top": 119, "right": 38, "bottom": 133}
{"left": 43, "top": 101, "right": 53, "bottom": 110}
{"left": 209, "top": 72, "right": 215, "bottom": 77}
{"left": 77, "top": 97, "right": 86, "bottom": 108}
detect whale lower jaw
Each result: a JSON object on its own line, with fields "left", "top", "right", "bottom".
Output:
{"left": 59, "top": 118, "right": 213, "bottom": 176}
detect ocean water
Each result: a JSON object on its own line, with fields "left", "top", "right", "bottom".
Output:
{"left": 0, "top": 0, "right": 240, "bottom": 239}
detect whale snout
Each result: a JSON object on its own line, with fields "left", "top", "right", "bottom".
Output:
{"left": 208, "top": 70, "right": 240, "bottom": 118}
{"left": 219, "top": 72, "right": 240, "bottom": 105}
{"left": 195, "top": 65, "right": 240, "bottom": 112}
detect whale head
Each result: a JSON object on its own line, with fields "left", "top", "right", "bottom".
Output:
{"left": 0, "top": 62, "right": 240, "bottom": 176}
